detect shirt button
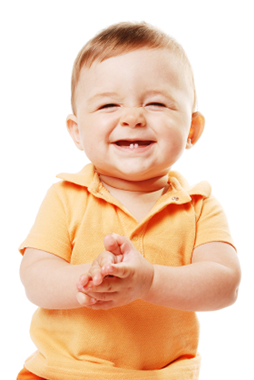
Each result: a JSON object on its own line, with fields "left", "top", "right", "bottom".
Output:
{"left": 132, "top": 236, "right": 138, "bottom": 241}
{"left": 171, "top": 197, "right": 179, "bottom": 201}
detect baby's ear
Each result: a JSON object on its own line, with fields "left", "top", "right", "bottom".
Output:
{"left": 186, "top": 112, "right": 205, "bottom": 149}
{"left": 66, "top": 114, "right": 83, "bottom": 151}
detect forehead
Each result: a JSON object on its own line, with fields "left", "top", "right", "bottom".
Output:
{"left": 75, "top": 49, "right": 193, "bottom": 104}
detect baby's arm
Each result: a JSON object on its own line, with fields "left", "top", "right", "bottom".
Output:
{"left": 20, "top": 248, "right": 94, "bottom": 309}
{"left": 144, "top": 241, "right": 241, "bottom": 311}
{"left": 79, "top": 234, "right": 241, "bottom": 311}
{"left": 20, "top": 249, "right": 91, "bottom": 309}
{"left": 20, "top": 235, "right": 122, "bottom": 309}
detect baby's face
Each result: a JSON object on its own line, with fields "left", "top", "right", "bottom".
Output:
{"left": 70, "top": 48, "right": 195, "bottom": 182}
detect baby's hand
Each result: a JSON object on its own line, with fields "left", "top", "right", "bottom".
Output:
{"left": 76, "top": 233, "right": 123, "bottom": 306}
{"left": 77, "top": 234, "right": 154, "bottom": 310}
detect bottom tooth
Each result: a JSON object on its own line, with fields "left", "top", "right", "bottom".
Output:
{"left": 129, "top": 143, "right": 138, "bottom": 149}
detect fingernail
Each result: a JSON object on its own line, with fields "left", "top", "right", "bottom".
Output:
{"left": 84, "top": 286, "right": 92, "bottom": 291}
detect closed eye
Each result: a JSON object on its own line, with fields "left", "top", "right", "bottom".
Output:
{"left": 146, "top": 102, "right": 166, "bottom": 107}
{"left": 146, "top": 102, "right": 177, "bottom": 111}
{"left": 99, "top": 103, "right": 119, "bottom": 110}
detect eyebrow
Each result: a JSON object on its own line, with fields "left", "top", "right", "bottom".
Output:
{"left": 87, "top": 89, "right": 177, "bottom": 105}
{"left": 87, "top": 92, "right": 120, "bottom": 104}
{"left": 144, "top": 90, "right": 174, "bottom": 98}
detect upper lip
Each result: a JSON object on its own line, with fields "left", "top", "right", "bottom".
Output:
{"left": 111, "top": 138, "right": 155, "bottom": 143}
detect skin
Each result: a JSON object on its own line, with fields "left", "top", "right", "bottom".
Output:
{"left": 20, "top": 48, "right": 241, "bottom": 311}
{"left": 68, "top": 49, "right": 200, "bottom": 189}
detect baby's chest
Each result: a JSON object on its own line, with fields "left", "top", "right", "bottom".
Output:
{"left": 70, "top": 201, "right": 196, "bottom": 267}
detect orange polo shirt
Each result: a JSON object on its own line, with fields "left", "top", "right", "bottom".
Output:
{"left": 19, "top": 164, "right": 235, "bottom": 380}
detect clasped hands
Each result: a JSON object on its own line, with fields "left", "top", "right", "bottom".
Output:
{"left": 76, "top": 233, "right": 154, "bottom": 310}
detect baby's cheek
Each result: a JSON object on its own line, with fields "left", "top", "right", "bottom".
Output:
{"left": 164, "top": 128, "right": 187, "bottom": 156}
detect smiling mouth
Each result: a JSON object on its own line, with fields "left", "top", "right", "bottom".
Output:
{"left": 115, "top": 140, "right": 154, "bottom": 149}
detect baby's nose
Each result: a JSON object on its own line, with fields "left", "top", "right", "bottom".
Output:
{"left": 119, "top": 107, "right": 146, "bottom": 128}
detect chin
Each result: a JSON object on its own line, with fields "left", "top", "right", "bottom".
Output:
{"left": 117, "top": 169, "right": 157, "bottom": 182}
{"left": 97, "top": 162, "right": 167, "bottom": 182}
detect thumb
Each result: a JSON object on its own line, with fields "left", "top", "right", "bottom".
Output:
{"left": 111, "top": 234, "right": 135, "bottom": 256}
{"left": 110, "top": 262, "right": 132, "bottom": 278}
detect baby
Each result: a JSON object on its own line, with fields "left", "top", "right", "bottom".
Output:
{"left": 18, "top": 22, "right": 241, "bottom": 380}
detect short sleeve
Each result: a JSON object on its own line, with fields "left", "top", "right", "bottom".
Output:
{"left": 194, "top": 195, "right": 236, "bottom": 250}
{"left": 19, "top": 184, "right": 72, "bottom": 261}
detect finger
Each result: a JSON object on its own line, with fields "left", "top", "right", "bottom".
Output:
{"left": 83, "top": 275, "right": 119, "bottom": 293}
{"left": 76, "top": 292, "right": 97, "bottom": 306}
{"left": 101, "top": 262, "right": 115, "bottom": 276}
{"left": 103, "top": 234, "right": 122, "bottom": 256}
{"left": 111, "top": 234, "right": 135, "bottom": 257}
{"left": 84, "top": 290, "right": 118, "bottom": 302}
{"left": 88, "top": 262, "right": 107, "bottom": 286}
{"left": 77, "top": 274, "right": 90, "bottom": 289}
{"left": 77, "top": 272, "right": 103, "bottom": 292}
{"left": 77, "top": 278, "right": 93, "bottom": 292}
{"left": 110, "top": 263, "right": 132, "bottom": 278}
{"left": 91, "top": 271, "right": 104, "bottom": 286}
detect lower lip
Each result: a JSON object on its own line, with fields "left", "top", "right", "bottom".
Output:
{"left": 113, "top": 143, "right": 155, "bottom": 154}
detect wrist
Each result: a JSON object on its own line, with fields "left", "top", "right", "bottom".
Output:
{"left": 141, "top": 263, "right": 155, "bottom": 303}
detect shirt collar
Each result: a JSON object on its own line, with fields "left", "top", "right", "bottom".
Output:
{"left": 56, "top": 163, "right": 96, "bottom": 187}
{"left": 56, "top": 163, "right": 211, "bottom": 201}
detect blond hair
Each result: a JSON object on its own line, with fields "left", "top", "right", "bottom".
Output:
{"left": 71, "top": 22, "right": 196, "bottom": 114}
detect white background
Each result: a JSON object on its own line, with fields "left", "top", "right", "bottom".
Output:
{"left": 1, "top": 1, "right": 253, "bottom": 379}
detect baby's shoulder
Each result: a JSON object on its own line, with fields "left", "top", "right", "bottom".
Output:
{"left": 51, "top": 179, "right": 89, "bottom": 212}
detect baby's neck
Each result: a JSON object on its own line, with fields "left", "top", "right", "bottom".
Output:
{"left": 99, "top": 174, "right": 170, "bottom": 223}
{"left": 99, "top": 174, "right": 169, "bottom": 193}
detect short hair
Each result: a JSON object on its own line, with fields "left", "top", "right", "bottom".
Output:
{"left": 71, "top": 22, "right": 197, "bottom": 114}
